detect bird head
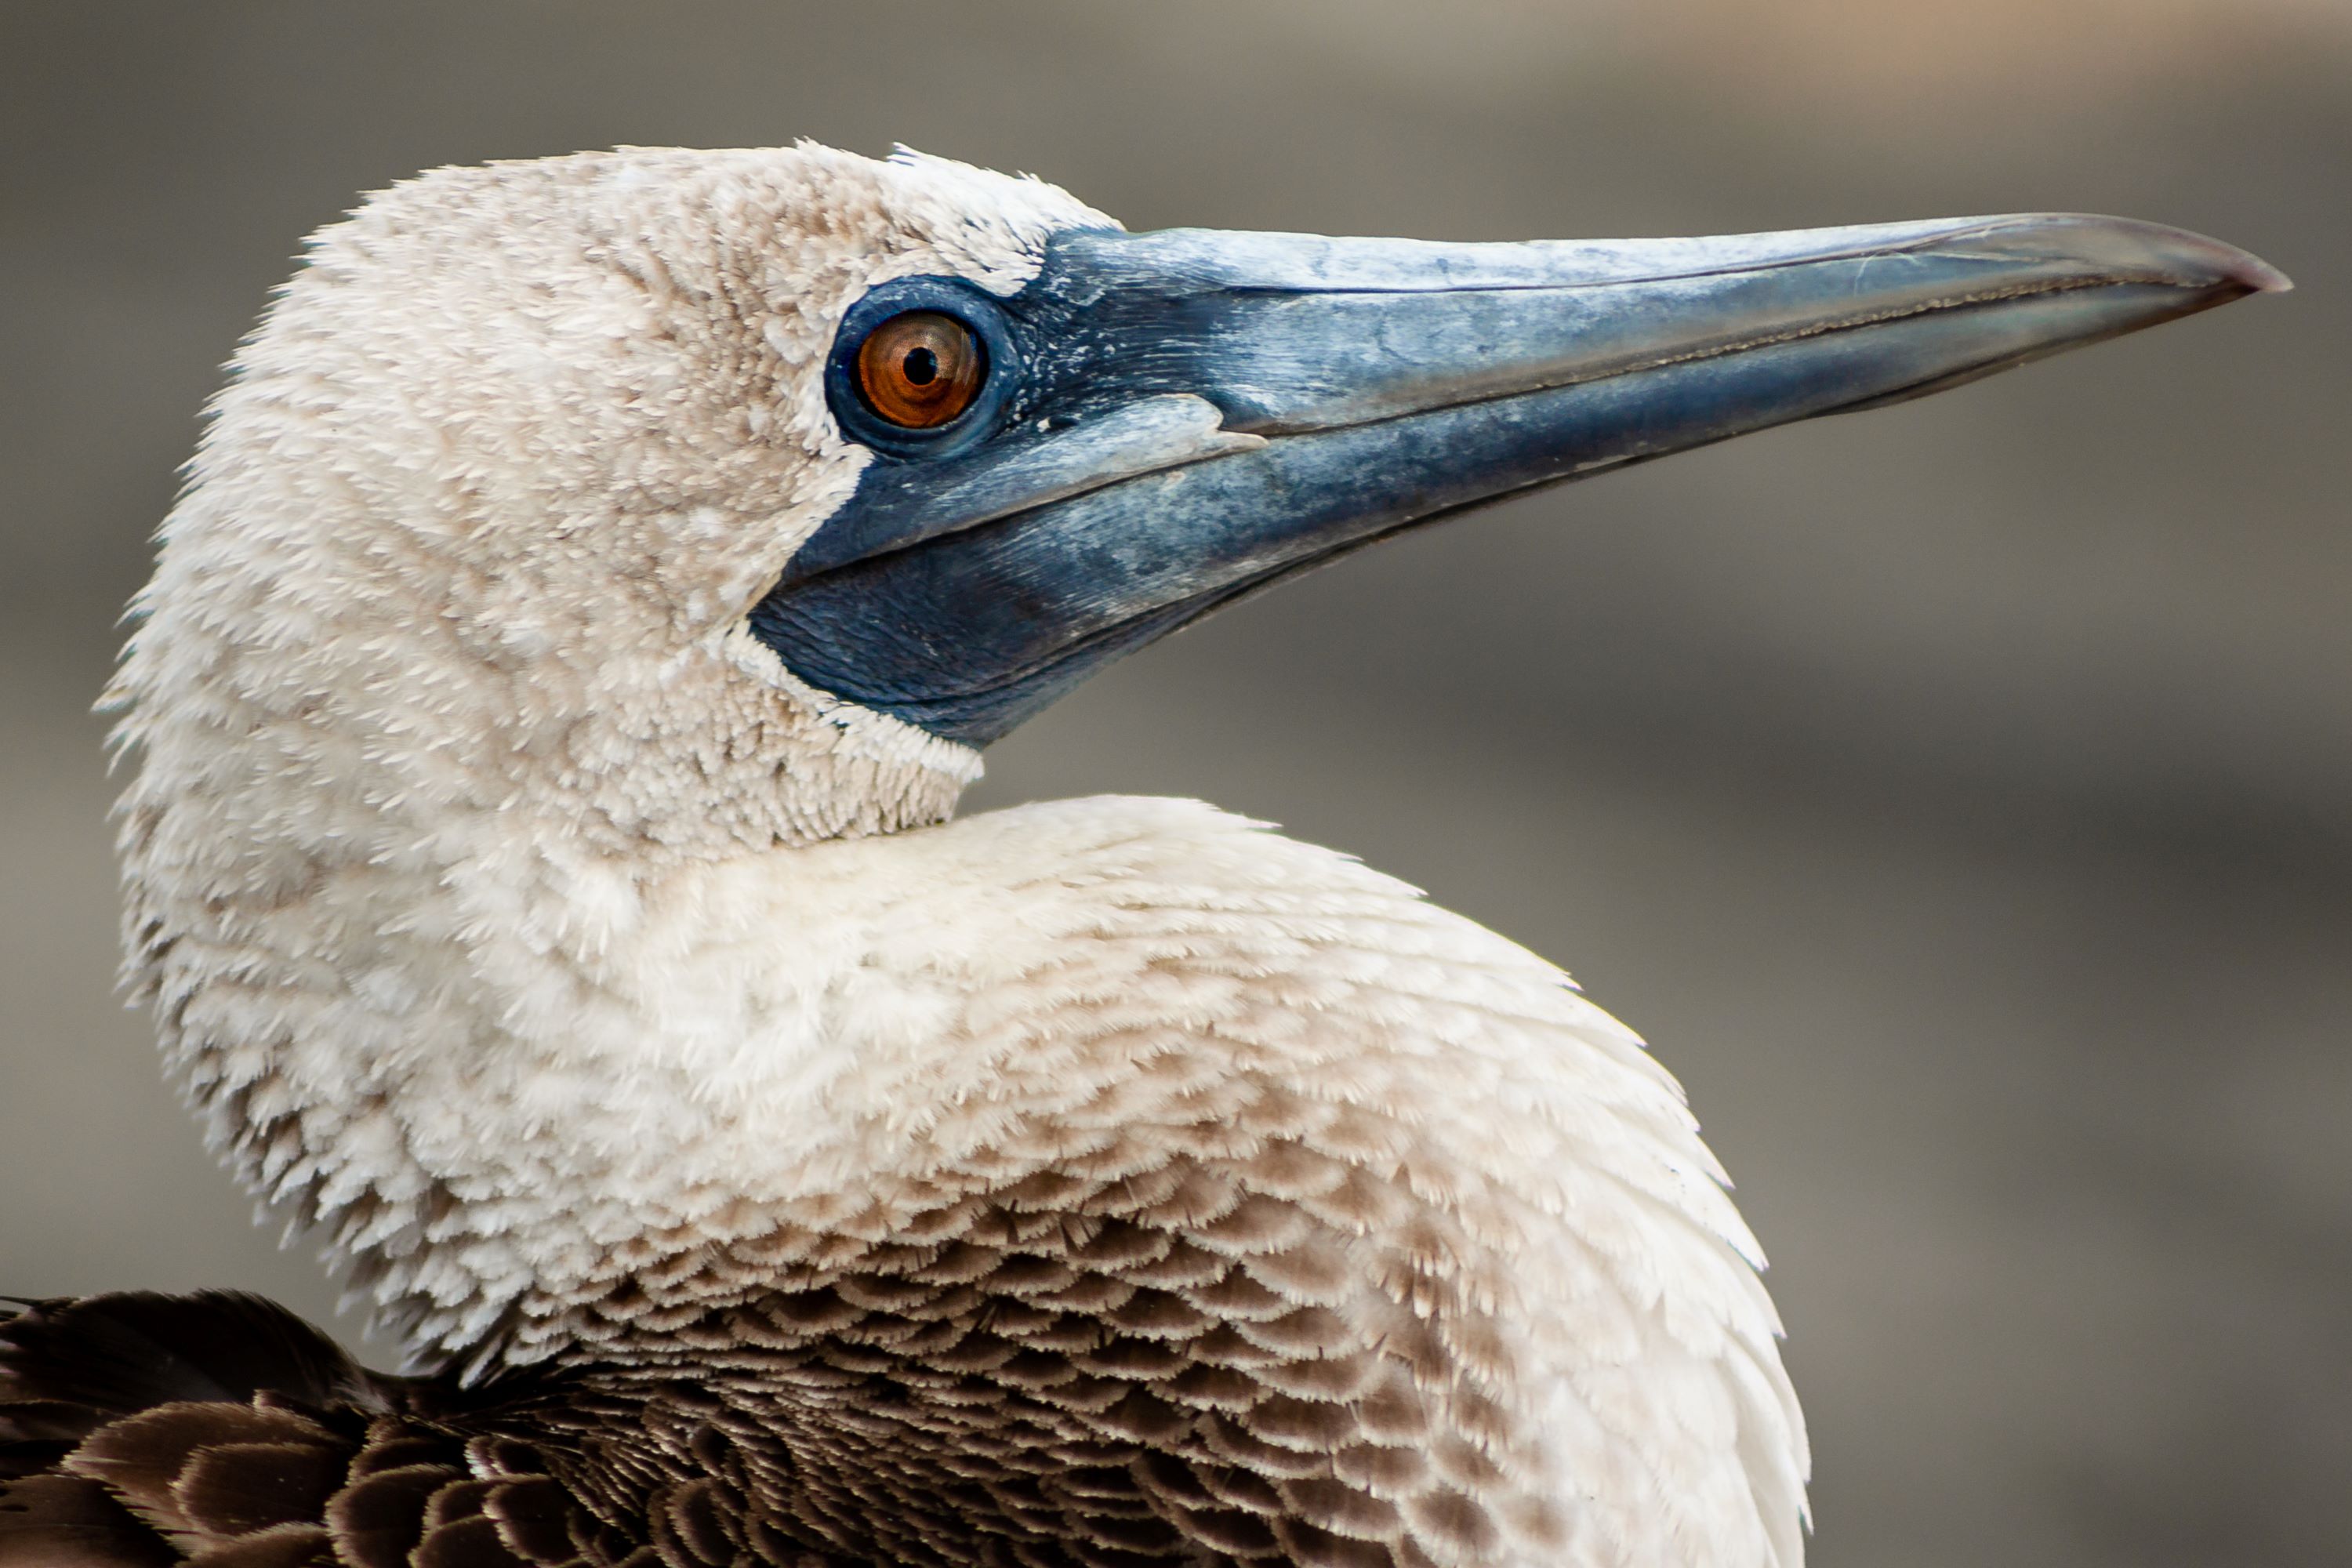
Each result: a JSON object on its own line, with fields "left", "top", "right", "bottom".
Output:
{"left": 113, "top": 147, "right": 1109, "bottom": 869}
{"left": 114, "top": 143, "right": 2280, "bottom": 869}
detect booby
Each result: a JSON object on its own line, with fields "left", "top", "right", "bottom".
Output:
{"left": 0, "top": 145, "right": 2280, "bottom": 1568}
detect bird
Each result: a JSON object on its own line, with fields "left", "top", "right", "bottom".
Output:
{"left": 0, "top": 143, "right": 2282, "bottom": 1568}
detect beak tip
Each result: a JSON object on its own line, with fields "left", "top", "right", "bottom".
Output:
{"left": 2143, "top": 219, "right": 2291, "bottom": 296}
{"left": 1987, "top": 213, "right": 2289, "bottom": 297}
{"left": 2240, "top": 256, "right": 2295, "bottom": 294}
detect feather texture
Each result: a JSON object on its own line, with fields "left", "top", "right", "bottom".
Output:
{"left": 70, "top": 144, "right": 1813, "bottom": 1564}
{"left": 9, "top": 804, "right": 1807, "bottom": 1564}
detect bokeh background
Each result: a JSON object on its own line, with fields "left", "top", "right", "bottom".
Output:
{"left": 4, "top": 3, "right": 2346, "bottom": 1563}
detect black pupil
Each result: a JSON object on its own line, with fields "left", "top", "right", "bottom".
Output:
{"left": 904, "top": 346, "right": 939, "bottom": 386}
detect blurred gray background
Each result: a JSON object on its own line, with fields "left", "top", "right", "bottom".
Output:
{"left": 3, "top": 3, "right": 2345, "bottom": 1564}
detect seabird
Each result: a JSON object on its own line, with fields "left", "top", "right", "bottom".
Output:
{"left": 0, "top": 145, "right": 2281, "bottom": 1568}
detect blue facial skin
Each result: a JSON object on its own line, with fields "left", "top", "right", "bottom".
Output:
{"left": 749, "top": 218, "right": 2278, "bottom": 747}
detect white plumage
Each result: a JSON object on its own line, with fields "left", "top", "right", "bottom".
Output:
{"left": 81, "top": 142, "right": 2274, "bottom": 1568}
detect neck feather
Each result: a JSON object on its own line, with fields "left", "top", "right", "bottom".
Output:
{"left": 119, "top": 787, "right": 1806, "bottom": 1560}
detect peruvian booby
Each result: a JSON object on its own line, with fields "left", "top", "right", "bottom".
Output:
{"left": 0, "top": 145, "right": 2281, "bottom": 1568}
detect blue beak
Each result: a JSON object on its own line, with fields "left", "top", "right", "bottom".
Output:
{"left": 751, "top": 214, "right": 2285, "bottom": 746}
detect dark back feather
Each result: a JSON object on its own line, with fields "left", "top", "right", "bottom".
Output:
{"left": 2, "top": 1294, "right": 374, "bottom": 1430}
{"left": 0, "top": 1294, "right": 623, "bottom": 1568}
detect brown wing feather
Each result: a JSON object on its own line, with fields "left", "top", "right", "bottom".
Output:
{"left": 0, "top": 1295, "right": 612, "bottom": 1568}
{"left": 0, "top": 1471, "right": 180, "bottom": 1567}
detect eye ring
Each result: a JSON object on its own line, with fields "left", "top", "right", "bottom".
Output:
{"left": 824, "top": 278, "right": 1019, "bottom": 459}
{"left": 854, "top": 311, "right": 987, "bottom": 429}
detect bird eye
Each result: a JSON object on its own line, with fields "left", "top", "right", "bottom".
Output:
{"left": 853, "top": 311, "right": 986, "bottom": 429}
